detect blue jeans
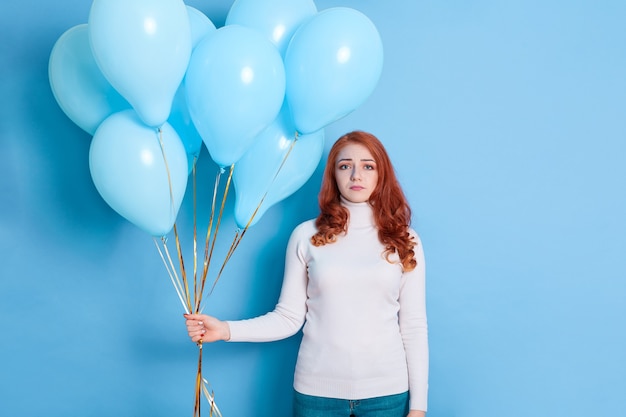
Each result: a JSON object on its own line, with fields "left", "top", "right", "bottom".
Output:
{"left": 293, "top": 390, "right": 410, "bottom": 417}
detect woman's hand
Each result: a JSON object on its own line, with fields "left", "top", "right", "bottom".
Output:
{"left": 183, "top": 313, "right": 231, "bottom": 343}
{"left": 407, "top": 411, "right": 425, "bottom": 417}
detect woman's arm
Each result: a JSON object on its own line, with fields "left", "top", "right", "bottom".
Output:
{"left": 183, "top": 222, "right": 313, "bottom": 344}
{"left": 400, "top": 232, "right": 429, "bottom": 413}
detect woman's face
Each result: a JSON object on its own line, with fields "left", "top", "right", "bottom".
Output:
{"left": 334, "top": 143, "right": 378, "bottom": 203}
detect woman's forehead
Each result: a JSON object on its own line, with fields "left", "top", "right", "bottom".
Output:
{"left": 335, "top": 143, "right": 375, "bottom": 161}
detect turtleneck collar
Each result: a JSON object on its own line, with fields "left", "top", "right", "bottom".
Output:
{"left": 340, "top": 196, "right": 375, "bottom": 228}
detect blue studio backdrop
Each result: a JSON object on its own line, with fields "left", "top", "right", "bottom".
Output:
{"left": 1, "top": 1, "right": 625, "bottom": 416}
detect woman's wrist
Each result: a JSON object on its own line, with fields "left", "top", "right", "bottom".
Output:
{"left": 222, "top": 321, "right": 231, "bottom": 341}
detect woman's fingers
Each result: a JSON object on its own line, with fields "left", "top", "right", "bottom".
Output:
{"left": 183, "top": 314, "right": 208, "bottom": 343}
{"left": 185, "top": 318, "right": 205, "bottom": 330}
{"left": 183, "top": 313, "right": 225, "bottom": 343}
{"left": 184, "top": 314, "right": 208, "bottom": 330}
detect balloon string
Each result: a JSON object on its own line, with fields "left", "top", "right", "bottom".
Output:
{"left": 276, "top": 131, "right": 298, "bottom": 175}
{"left": 156, "top": 127, "right": 178, "bottom": 229}
{"left": 210, "top": 164, "right": 234, "bottom": 266}
{"left": 192, "top": 157, "right": 200, "bottom": 313}
{"left": 198, "top": 168, "right": 222, "bottom": 311}
{"left": 172, "top": 223, "right": 191, "bottom": 313}
{"left": 163, "top": 236, "right": 191, "bottom": 312}
{"left": 207, "top": 229, "right": 243, "bottom": 297}
{"left": 199, "top": 165, "right": 234, "bottom": 302}
{"left": 207, "top": 134, "right": 299, "bottom": 298}
{"left": 153, "top": 237, "right": 190, "bottom": 314}
{"left": 246, "top": 131, "right": 298, "bottom": 228}
{"left": 155, "top": 127, "right": 191, "bottom": 313}
{"left": 193, "top": 343, "right": 203, "bottom": 417}
{"left": 153, "top": 131, "right": 225, "bottom": 416}
{"left": 202, "top": 376, "right": 223, "bottom": 417}
{"left": 196, "top": 134, "right": 300, "bottom": 411}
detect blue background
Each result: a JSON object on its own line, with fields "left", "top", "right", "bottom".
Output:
{"left": 1, "top": 0, "right": 625, "bottom": 416}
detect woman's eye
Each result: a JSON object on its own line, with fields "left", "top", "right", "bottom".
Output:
{"left": 364, "top": 164, "right": 375, "bottom": 170}
{"left": 339, "top": 164, "right": 350, "bottom": 170}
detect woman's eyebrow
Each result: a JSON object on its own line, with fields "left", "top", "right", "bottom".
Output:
{"left": 337, "top": 158, "right": 375, "bottom": 162}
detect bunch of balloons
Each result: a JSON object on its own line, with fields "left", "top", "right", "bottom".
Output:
{"left": 49, "top": 0, "right": 384, "bottom": 236}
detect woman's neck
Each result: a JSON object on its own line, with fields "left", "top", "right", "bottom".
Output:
{"left": 340, "top": 196, "right": 375, "bottom": 228}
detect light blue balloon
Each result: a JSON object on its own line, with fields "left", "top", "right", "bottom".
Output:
{"left": 186, "top": 6, "right": 217, "bottom": 49}
{"left": 285, "top": 7, "right": 384, "bottom": 134}
{"left": 226, "top": 0, "right": 317, "bottom": 57}
{"left": 185, "top": 25, "right": 286, "bottom": 167}
{"left": 89, "top": 110, "right": 188, "bottom": 237}
{"left": 167, "top": 7, "right": 217, "bottom": 173}
{"left": 168, "top": 87, "right": 203, "bottom": 174}
{"left": 88, "top": 0, "right": 192, "bottom": 127}
{"left": 48, "top": 24, "right": 130, "bottom": 135}
{"left": 233, "top": 105, "right": 324, "bottom": 229}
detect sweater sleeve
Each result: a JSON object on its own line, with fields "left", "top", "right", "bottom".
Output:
{"left": 399, "top": 232, "right": 429, "bottom": 411}
{"left": 226, "top": 223, "right": 310, "bottom": 342}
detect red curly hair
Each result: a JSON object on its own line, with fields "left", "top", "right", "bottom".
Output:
{"left": 311, "top": 131, "right": 417, "bottom": 271}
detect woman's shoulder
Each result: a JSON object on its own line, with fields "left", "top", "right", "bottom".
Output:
{"left": 285, "top": 219, "right": 317, "bottom": 254}
{"left": 408, "top": 227, "right": 423, "bottom": 245}
{"left": 291, "top": 218, "right": 317, "bottom": 237}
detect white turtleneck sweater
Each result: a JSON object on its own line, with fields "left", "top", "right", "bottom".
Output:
{"left": 227, "top": 199, "right": 429, "bottom": 411}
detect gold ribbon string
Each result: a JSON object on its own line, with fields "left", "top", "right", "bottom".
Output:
{"left": 197, "top": 168, "right": 221, "bottom": 312}
{"left": 198, "top": 165, "right": 234, "bottom": 305}
{"left": 202, "top": 377, "right": 223, "bottom": 417}
{"left": 193, "top": 343, "right": 203, "bottom": 417}
{"left": 173, "top": 223, "right": 191, "bottom": 312}
{"left": 239, "top": 130, "right": 299, "bottom": 235}
{"left": 156, "top": 128, "right": 192, "bottom": 313}
{"left": 155, "top": 128, "right": 210, "bottom": 417}
{"left": 206, "top": 132, "right": 299, "bottom": 298}
{"left": 157, "top": 128, "right": 177, "bottom": 230}
{"left": 153, "top": 237, "right": 190, "bottom": 314}
{"left": 153, "top": 129, "right": 301, "bottom": 415}
{"left": 191, "top": 158, "right": 200, "bottom": 312}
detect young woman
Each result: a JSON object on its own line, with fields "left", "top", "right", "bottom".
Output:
{"left": 185, "top": 131, "right": 428, "bottom": 417}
